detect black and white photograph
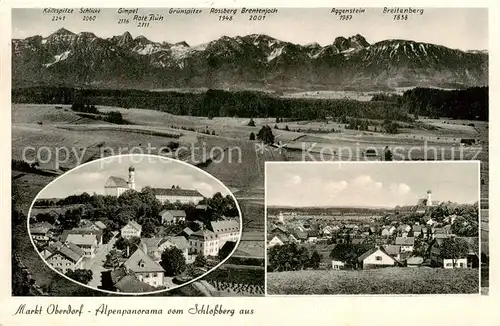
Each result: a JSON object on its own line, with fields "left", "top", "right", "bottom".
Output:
{"left": 10, "top": 6, "right": 488, "bottom": 298}
{"left": 27, "top": 155, "right": 242, "bottom": 294}
{"left": 266, "top": 162, "right": 481, "bottom": 295}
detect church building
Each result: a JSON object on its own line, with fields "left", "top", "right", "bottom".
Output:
{"left": 105, "top": 166, "right": 136, "bottom": 197}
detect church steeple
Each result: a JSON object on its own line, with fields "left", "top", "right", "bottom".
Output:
{"left": 426, "top": 190, "right": 432, "bottom": 207}
{"left": 128, "top": 166, "right": 135, "bottom": 190}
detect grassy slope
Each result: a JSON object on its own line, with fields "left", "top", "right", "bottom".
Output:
{"left": 267, "top": 268, "right": 479, "bottom": 295}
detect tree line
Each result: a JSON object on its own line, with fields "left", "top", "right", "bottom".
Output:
{"left": 267, "top": 243, "right": 322, "bottom": 272}
{"left": 371, "top": 87, "right": 488, "bottom": 121}
{"left": 14, "top": 86, "right": 487, "bottom": 121}
{"left": 32, "top": 188, "right": 238, "bottom": 238}
{"left": 13, "top": 86, "right": 410, "bottom": 121}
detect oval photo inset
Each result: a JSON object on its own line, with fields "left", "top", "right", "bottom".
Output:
{"left": 28, "top": 154, "right": 242, "bottom": 295}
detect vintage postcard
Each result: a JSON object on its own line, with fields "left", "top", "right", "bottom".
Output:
{"left": 1, "top": 1, "right": 497, "bottom": 325}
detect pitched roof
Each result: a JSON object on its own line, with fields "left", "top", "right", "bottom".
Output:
{"left": 271, "top": 226, "right": 288, "bottom": 234}
{"left": 123, "top": 220, "right": 142, "bottom": 231}
{"left": 65, "top": 233, "right": 98, "bottom": 246}
{"left": 164, "top": 236, "right": 189, "bottom": 250}
{"left": 395, "top": 237, "right": 415, "bottom": 246}
{"left": 46, "top": 241, "right": 84, "bottom": 263}
{"left": 179, "top": 227, "right": 194, "bottom": 236}
{"left": 211, "top": 220, "right": 239, "bottom": 234}
{"left": 152, "top": 188, "right": 203, "bottom": 197}
{"left": 412, "top": 225, "right": 425, "bottom": 232}
{"left": 30, "top": 222, "right": 54, "bottom": 234}
{"left": 106, "top": 176, "right": 129, "bottom": 188}
{"left": 140, "top": 237, "right": 162, "bottom": 254}
{"left": 292, "top": 229, "right": 308, "bottom": 240}
{"left": 357, "top": 247, "right": 379, "bottom": 262}
{"left": 269, "top": 233, "right": 289, "bottom": 244}
{"left": 114, "top": 274, "right": 157, "bottom": 293}
{"left": 384, "top": 244, "right": 401, "bottom": 256}
{"left": 160, "top": 210, "right": 187, "bottom": 218}
{"left": 358, "top": 247, "right": 397, "bottom": 263}
{"left": 190, "top": 229, "right": 218, "bottom": 241}
{"left": 124, "top": 248, "right": 165, "bottom": 273}
{"left": 61, "top": 228, "right": 103, "bottom": 243}
{"left": 110, "top": 266, "right": 129, "bottom": 284}
{"left": 94, "top": 221, "right": 107, "bottom": 229}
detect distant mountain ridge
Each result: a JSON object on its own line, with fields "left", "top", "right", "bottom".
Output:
{"left": 12, "top": 28, "right": 488, "bottom": 90}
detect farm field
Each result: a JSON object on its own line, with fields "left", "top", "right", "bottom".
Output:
{"left": 267, "top": 268, "right": 480, "bottom": 295}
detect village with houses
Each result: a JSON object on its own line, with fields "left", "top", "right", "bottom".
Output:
{"left": 29, "top": 165, "right": 241, "bottom": 293}
{"left": 267, "top": 186, "right": 482, "bottom": 294}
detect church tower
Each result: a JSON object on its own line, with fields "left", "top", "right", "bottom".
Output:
{"left": 426, "top": 190, "right": 432, "bottom": 207}
{"left": 128, "top": 166, "right": 135, "bottom": 190}
{"left": 278, "top": 212, "right": 284, "bottom": 224}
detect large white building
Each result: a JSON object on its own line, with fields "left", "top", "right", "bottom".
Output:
{"left": 210, "top": 219, "right": 240, "bottom": 248}
{"left": 153, "top": 188, "right": 204, "bottom": 204}
{"left": 189, "top": 229, "right": 220, "bottom": 257}
{"left": 105, "top": 166, "right": 136, "bottom": 197}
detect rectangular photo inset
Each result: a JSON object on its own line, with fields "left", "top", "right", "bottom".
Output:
{"left": 265, "top": 161, "right": 480, "bottom": 295}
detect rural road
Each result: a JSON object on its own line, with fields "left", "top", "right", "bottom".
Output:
{"left": 85, "top": 233, "right": 118, "bottom": 288}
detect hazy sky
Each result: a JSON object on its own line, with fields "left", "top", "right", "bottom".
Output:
{"left": 266, "top": 162, "right": 480, "bottom": 208}
{"left": 12, "top": 8, "right": 488, "bottom": 50}
{"left": 38, "top": 155, "right": 230, "bottom": 199}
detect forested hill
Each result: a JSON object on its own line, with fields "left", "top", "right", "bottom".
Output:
{"left": 12, "top": 86, "right": 488, "bottom": 121}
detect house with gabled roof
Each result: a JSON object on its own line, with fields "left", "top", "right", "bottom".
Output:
{"left": 395, "top": 237, "right": 415, "bottom": 252}
{"left": 383, "top": 244, "right": 402, "bottom": 261}
{"left": 268, "top": 233, "right": 289, "bottom": 248}
{"left": 159, "top": 210, "right": 186, "bottom": 224}
{"left": 177, "top": 226, "right": 194, "bottom": 239}
{"left": 62, "top": 230, "right": 99, "bottom": 258}
{"left": 41, "top": 241, "right": 85, "bottom": 273}
{"left": 30, "top": 222, "right": 55, "bottom": 242}
{"left": 101, "top": 266, "right": 158, "bottom": 293}
{"left": 292, "top": 229, "right": 308, "bottom": 243}
{"left": 412, "top": 225, "right": 428, "bottom": 238}
{"left": 123, "top": 248, "right": 165, "bottom": 287}
{"left": 121, "top": 220, "right": 142, "bottom": 239}
{"left": 381, "top": 225, "right": 396, "bottom": 237}
{"left": 357, "top": 246, "right": 398, "bottom": 269}
{"left": 188, "top": 228, "right": 219, "bottom": 256}
{"left": 397, "top": 224, "right": 411, "bottom": 236}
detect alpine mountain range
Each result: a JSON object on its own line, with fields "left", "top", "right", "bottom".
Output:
{"left": 12, "top": 28, "right": 488, "bottom": 90}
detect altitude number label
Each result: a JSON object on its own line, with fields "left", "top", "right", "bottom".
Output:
{"left": 383, "top": 7, "right": 424, "bottom": 21}
{"left": 331, "top": 8, "right": 365, "bottom": 21}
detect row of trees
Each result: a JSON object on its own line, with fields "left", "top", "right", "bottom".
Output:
{"left": 36, "top": 189, "right": 238, "bottom": 239}
{"left": 267, "top": 243, "right": 321, "bottom": 272}
{"left": 13, "top": 86, "right": 414, "bottom": 121}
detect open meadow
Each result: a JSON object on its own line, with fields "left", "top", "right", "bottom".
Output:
{"left": 267, "top": 268, "right": 480, "bottom": 295}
